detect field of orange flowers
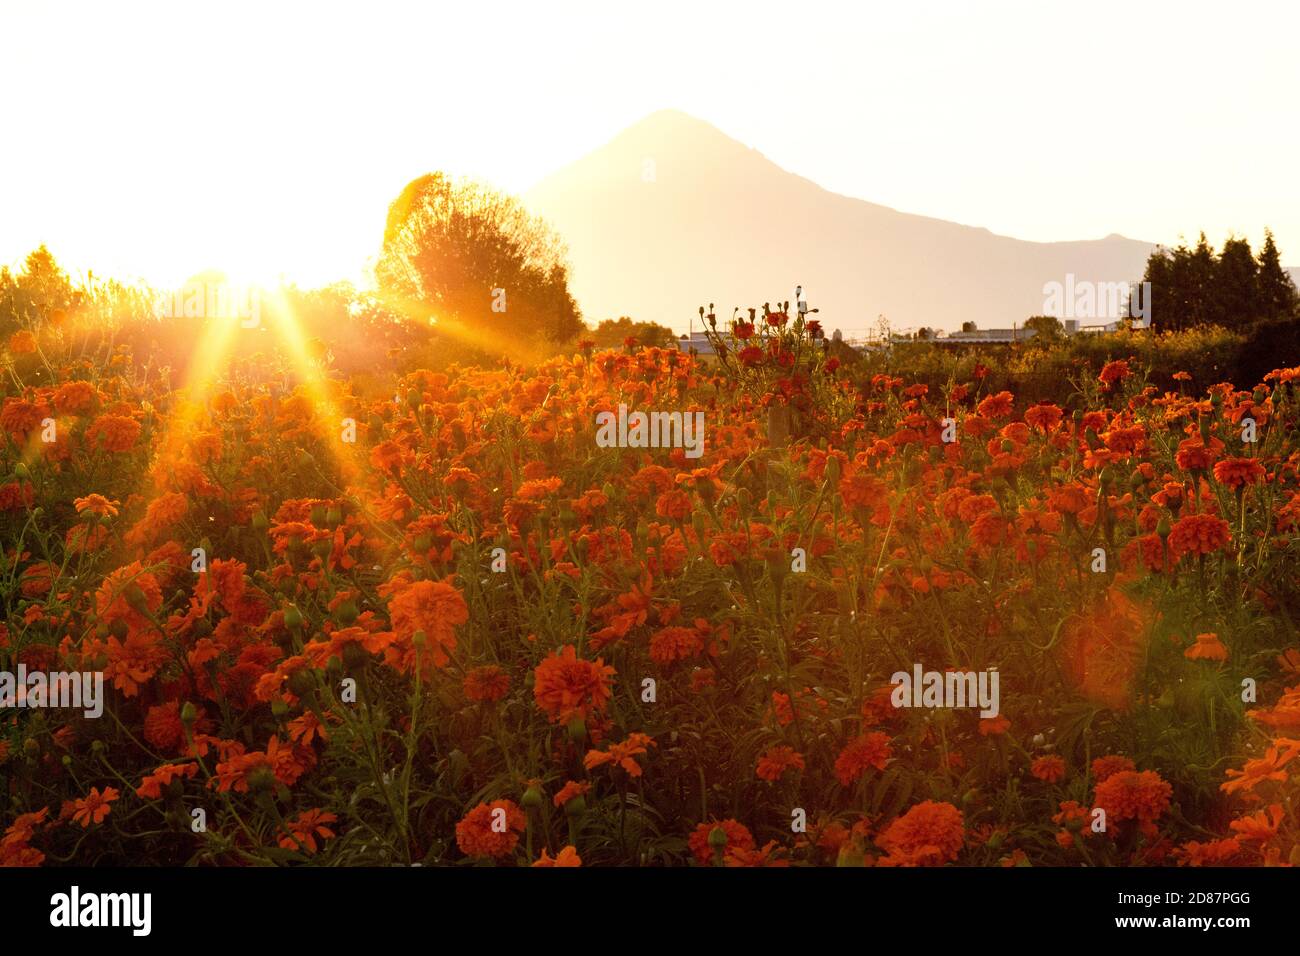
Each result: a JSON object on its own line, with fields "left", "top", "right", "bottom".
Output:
{"left": 3, "top": 310, "right": 1300, "bottom": 868}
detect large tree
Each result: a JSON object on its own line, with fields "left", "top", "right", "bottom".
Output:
{"left": 1216, "top": 235, "right": 1259, "bottom": 327}
{"left": 1257, "top": 228, "right": 1299, "bottom": 320}
{"left": 376, "top": 173, "right": 583, "bottom": 348}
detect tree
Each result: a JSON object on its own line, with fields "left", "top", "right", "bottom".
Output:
{"left": 1188, "top": 233, "right": 1218, "bottom": 327}
{"left": 0, "top": 245, "right": 75, "bottom": 334}
{"left": 1257, "top": 228, "right": 1299, "bottom": 320}
{"left": 376, "top": 173, "right": 583, "bottom": 348}
{"left": 1023, "top": 315, "right": 1064, "bottom": 343}
{"left": 1216, "top": 235, "right": 1258, "bottom": 327}
{"left": 588, "top": 316, "right": 675, "bottom": 349}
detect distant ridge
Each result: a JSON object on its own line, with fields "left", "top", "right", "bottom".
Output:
{"left": 526, "top": 111, "right": 1284, "bottom": 335}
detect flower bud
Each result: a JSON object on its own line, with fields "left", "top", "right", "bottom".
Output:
{"left": 567, "top": 717, "right": 587, "bottom": 743}
{"left": 180, "top": 701, "right": 198, "bottom": 725}
{"left": 335, "top": 600, "right": 359, "bottom": 626}
{"left": 825, "top": 455, "right": 841, "bottom": 485}
{"left": 248, "top": 767, "right": 276, "bottom": 793}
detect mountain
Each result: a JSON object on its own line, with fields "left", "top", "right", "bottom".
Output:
{"left": 524, "top": 110, "right": 1161, "bottom": 336}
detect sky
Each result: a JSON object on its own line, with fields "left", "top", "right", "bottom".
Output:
{"left": 1, "top": 0, "right": 1297, "bottom": 289}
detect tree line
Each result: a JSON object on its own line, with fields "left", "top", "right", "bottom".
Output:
{"left": 1142, "top": 229, "right": 1298, "bottom": 332}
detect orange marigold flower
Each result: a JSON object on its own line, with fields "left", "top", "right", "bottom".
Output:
{"left": 756, "top": 745, "right": 805, "bottom": 782}
{"left": 1221, "top": 740, "right": 1300, "bottom": 795}
{"left": 74, "top": 494, "right": 119, "bottom": 518}
{"left": 979, "top": 714, "right": 1011, "bottom": 736}
{"left": 1093, "top": 770, "right": 1172, "bottom": 833}
{"left": 463, "top": 664, "right": 511, "bottom": 702}
{"left": 976, "top": 391, "right": 1014, "bottom": 419}
{"left": 455, "top": 799, "right": 526, "bottom": 860}
{"left": 688, "top": 819, "right": 755, "bottom": 865}
{"left": 584, "top": 733, "right": 655, "bottom": 777}
{"left": 654, "top": 488, "right": 693, "bottom": 522}
{"left": 1176, "top": 837, "right": 1243, "bottom": 866}
{"left": 144, "top": 701, "right": 187, "bottom": 752}
{"left": 384, "top": 577, "right": 468, "bottom": 671}
{"left": 279, "top": 809, "right": 338, "bottom": 854}
{"left": 85, "top": 413, "right": 142, "bottom": 452}
{"left": 532, "top": 846, "right": 582, "bottom": 867}
{"left": 552, "top": 780, "right": 590, "bottom": 808}
{"left": 1185, "top": 632, "right": 1228, "bottom": 662}
{"left": 1168, "top": 513, "right": 1231, "bottom": 558}
{"left": 648, "top": 625, "right": 703, "bottom": 665}
{"left": 532, "top": 644, "right": 615, "bottom": 724}
{"left": 94, "top": 562, "right": 163, "bottom": 634}
{"left": 7, "top": 330, "right": 38, "bottom": 354}
{"left": 1212, "top": 457, "right": 1266, "bottom": 490}
{"left": 1023, "top": 403, "right": 1063, "bottom": 432}
{"left": 1031, "top": 755, "right": 1066, "bottom": 783}
{"left": 105, "top": 632, "right": 168, "bottom": 697}
{"left": 1098, "top": 359, "right": 1131, "bottom": 387}
{"left": 1229, "top": 804, "right": 1284, "bottom": 844}
{"left": 876, "top": 800, "right": 965, "bottom": 866}
{"left": 135, "top": 762, "right": 198, "bottom": 800}
{"left": 1175, "top": 437, "right": 1222, "bottom": 472}
{"left": 71, "top": 787, "right": 119, "bottom": 827}
{"left": 1091, "top": 755, "right": 1135, "bottom": 782}
{"left": 835, "top": 732, "right": 892, "bottom": 786}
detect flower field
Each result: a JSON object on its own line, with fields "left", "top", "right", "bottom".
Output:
{"left": 3, "top": 312, "right": 1300, "bottom": 868}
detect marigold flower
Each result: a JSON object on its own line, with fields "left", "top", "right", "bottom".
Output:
{"left": 1213, "top": 457, "right": 1266, "bottom": 490}
{"left": 71, "top": 787, "right": 119, "bottom": 827}
{"left": 532, "top": 846, "right": 582, "bottom": 867}
{"left": 532, "top": 644, "right": 615, "bottom": 724}
{"left": 835, "top": 732, "right": 892, "bottom": 786}
{"left": 1092, "top": 770, "right": 1171, "bottom": 833}
{"left": 384, "top": 577, "right": 468, "bottom": 671}
{"left": 86, "top": 413, "right": 142, "bottom": 452}
{"left": 552, "top": 780, "right": 590, "bottom": 808}
{"left": 279, "top": 809, "right": 338, "bottom": 854}
{"left": 1184, "top": 632, "right": 1228, "bottom": 662}
{"left": 1090, "top": 755, "right": 1135, "bottom": 782}
{"left": 688, "top": 819, "right": 754, "bottom": 865}
{"left": 7, "top": 330, "right": 38, "bottom": 354}
{"left": 976, "top": 391, "right": 1014, "bottom": 419}
{"left": 73, "top": 493, "right": 120, "bottom": 518}
{"left": 756, "top": 745, "right": 805, "bottom": 782}
{"left": 463, "top": 664, "right": 511, "bottom": 702}
{"left": 455, "top": 800, "right": 526, "bottom": 860}
{"left": 1031, "top": 755, "right": 1066, "bottom": 784}
{"left": 584, "top": 733, "right": 655, "bottom": 777}
{"left": 1168, "top": 513, "right": 1230, "bottom": 558}
{"left": 876, "top": 800, "right": 965, "bottom": 866}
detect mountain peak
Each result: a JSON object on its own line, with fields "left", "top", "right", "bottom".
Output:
{"left": 525, "top": 116, "right": 1159, "bottom": 332}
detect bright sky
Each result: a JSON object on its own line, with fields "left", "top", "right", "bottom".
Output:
{"left": 2, "top": 0, "right": 1297, "bottom": 289}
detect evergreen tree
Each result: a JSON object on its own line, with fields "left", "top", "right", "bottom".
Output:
{"left": 1257, "top": 227, "right": 1299, "bottom": 320}
{"left": 1216, "top": 235, "right": 1259, "bottom": 327}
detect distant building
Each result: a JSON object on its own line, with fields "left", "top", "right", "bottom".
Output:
{"left": 935, "top": 327, "right": 1037, "bottom": 346}
{"left": 678, "top": 331, "right": 723, "bottom": 356}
